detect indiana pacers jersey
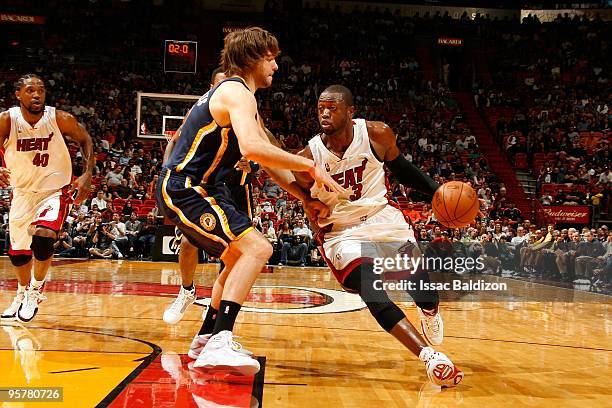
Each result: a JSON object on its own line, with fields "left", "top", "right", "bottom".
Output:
{"left": 4, "top": 106, "right": 71, "bottom": 192}
{"left": 164, "top": 77, "right": 246, "bottom": 186}
{"left": 308, "top": 119, "right": 389, "bottom": 227}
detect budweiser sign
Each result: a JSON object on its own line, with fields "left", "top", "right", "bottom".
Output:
{"left": 0, "top": 14, "right": 46, "bottom": 24}
{"left": 437, "top": 37, "right": 463, "bottom": 46}
{"left": 542, "top": 206, "right": 591, "bottom": 224}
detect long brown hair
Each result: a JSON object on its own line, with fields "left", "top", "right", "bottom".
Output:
{"left": 221, "top": 27, "right": 280, "bottom": 77}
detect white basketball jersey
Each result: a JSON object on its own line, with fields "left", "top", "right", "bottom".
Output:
{"left": 309, "top": 119, "right": 388, "bottom": 227}
{"left": 4, "top": 106, "right": 72, "bottom": 192}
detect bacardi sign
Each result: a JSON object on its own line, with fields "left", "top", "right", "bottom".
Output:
{"left": 0, "top": 14, "right": 46, "bottom": 25}
{"left": 437, "top": 37, "right": 464, "bottom": 46}
{"left": 542, "top": 206, "right": 591, "bottom": 224}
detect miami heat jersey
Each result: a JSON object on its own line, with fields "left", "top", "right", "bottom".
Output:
{"left": 4, "top": 106, "right": 71, "bottom": 192}
{"left": 309, "top": 119, "right": 388, "bottom": 227}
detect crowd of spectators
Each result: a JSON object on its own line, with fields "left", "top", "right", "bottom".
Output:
{"left": 472, "top": 13, "right": 610, "bottom": 219}
{"left": 0, "top": 3, "right": 608, "bottom": 290}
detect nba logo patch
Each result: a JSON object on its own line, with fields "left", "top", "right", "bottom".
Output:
{"left": 325, "top": 163, "right": 330, "bottom": 171}
{"left": 200, "top": 213, "right": 216, "bottom": 231}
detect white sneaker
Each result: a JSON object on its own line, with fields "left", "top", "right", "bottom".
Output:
{"left": 163, "top": 286, "right": 196, "bottom": 324}
{"left": 193, "top": 330, "right": 259, "bottom": 376}
{"left": 17, "top": 287, "right": 46, "bottom": 323}
{"left": 417, "top": 307, "right": 444, "bottom": 345}
{"left": 1, "top": 292, "right": 25, "bottom": 319}
{"left": 420, "top": 347, "right": 463, "bottom": 387}
{"left": 188, "top": 333, "right": 254, "bottom": 360}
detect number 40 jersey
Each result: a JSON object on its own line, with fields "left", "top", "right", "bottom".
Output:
{"left": 4, "top": 106, "right": 72, "bottom": 192}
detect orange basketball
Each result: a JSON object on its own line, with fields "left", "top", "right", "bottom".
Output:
{"left": 431, "top": 181, "right": 479, "bottom": 229}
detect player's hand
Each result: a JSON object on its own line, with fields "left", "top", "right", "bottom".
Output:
{"left": 308, "top": 163, "right": 347, "bottom": 196}
{"left": 303, "top": 198, "right": 330, "bottom": 223}
{"left": 71, "top": 172, "right": 92, "bottom": 205}
{"left": 0, "top": 167, "right": 10, "bottom": 188}
{"left": 235, "top": 157, "right": 252, "bottom": 173}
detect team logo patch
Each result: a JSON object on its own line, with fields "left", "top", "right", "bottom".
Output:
{"left": 200, "top": 213, "right": 216, "bottom": 231}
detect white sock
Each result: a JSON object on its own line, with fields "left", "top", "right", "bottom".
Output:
{"left": 31, "top": 277, "right": 45, "bottom": 290}
{"left": 419, "top": 346, "right": 435, "bottom": 362}
{"left": 17, "top": 283, "right": 27, "bottom": 294}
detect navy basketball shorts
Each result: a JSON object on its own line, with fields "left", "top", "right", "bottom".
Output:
{"left": 156, "top": 168, "right": 253, "bottom": 258}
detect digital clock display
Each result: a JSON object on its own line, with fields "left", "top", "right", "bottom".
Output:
{"left": 164, "top": 40, "right": 197, "bottom": 73}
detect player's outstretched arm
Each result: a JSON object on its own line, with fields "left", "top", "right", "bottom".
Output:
{"left": 217, "top": 83, "right": 345, "bottom": 195}
{"left": 368, "top": 121, "right": 439, "bottom": 196}
{"left": 0, "top": 112, "right": 12, "bottom": 188}
{"left": 56, "top": 110, "right": 94, "bottom": 204}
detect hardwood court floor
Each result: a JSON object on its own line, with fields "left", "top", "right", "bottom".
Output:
{"left": 0, "top": 258, "right": 610, "bottom": 407}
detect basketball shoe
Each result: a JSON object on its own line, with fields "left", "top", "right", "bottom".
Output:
{"left": 193, "top": 331, "right": 259, "bottom": 376}
{"left": 17, "top": 286, "right": 46, "bottom": 323}
{"left": 1, "top": 292, "right": 25, "bottom": 319}
{"left": 163, "top": 286, "right": 196, "bottom": 324}
{"left": 188, "top": 334, "right": 253, "bottom": 360}
{"left": 420, "top": 347, "right": 463, "bottom": 387}
{"left": 417, "top": 307, "right": 444, "bottom": 345}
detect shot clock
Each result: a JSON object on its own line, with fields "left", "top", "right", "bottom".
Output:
{"left": 164, "top": 40, "right": 197, "bottom": 73}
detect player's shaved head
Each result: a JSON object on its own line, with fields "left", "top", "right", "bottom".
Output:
{"left": 320, "top": 85, "right": 354, "bottom": 106}
{"left": 210, "top": 66, "right": 225, "bottom": 87}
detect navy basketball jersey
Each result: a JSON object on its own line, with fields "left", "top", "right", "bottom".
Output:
{"left": 164, "top": 77, "right": 248, "bottom": 185}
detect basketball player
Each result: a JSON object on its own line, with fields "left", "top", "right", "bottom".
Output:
{"left": 162, "top": 68, "right": 231, "bottom": 326}
{"left": 293, "top": 85, "right": 463, "bottom": 387}
{"left": 0, "top": 74, "right": 94, "bottom": 322}
{"left": 162, "top": 67, "right": 328, "bottom": 354}
{"left": 156, "top": 28, "right": 344, "bottom": 375}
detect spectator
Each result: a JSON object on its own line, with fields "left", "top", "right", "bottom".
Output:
{"left": 575, "top": 231, "right": 606, "bottom": 282}
{"left": 136, "top": 213, "right": 158, "bottom": 260}
{"left": 106, "top": 165, "right": 124, "bottom": 187}
{"left": 90, "top": 191, "right": 108, "bottom": 211}
{"left": 125, "top": 212, "right": 141, "bottom": 257}
{"left": 113, "top": 179, "right": 134, "bottom": 200}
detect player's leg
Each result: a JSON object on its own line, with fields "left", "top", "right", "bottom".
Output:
{"left": 163, "top": 234, "right": 198, "bottom": 324}
{"left": 157, "top": 174, "right": 262, "bottom": 373}
{"left": 194, "top": 230, "right": 271, "bottom": 374}
{"left": 401, "top": 241, "right": 444, "bottom": 346}
{"left": 2, "top": 254, "right": 31, "bottom": 319}
{"left": 343, "top": 264, "right": 463, "bottom": 387}
{"left": 18, "top": 226, "right": 56, "bottom": 322}
{"left": 19, "top": 189, "right": 72, "bottom": 322}
{"left": 2, "top": 193, "right": 32, "bottom": 319}
{"left": 189, "top": 250, "right": 251, "bottom": 359}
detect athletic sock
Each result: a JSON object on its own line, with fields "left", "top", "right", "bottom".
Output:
{"left": 17, "top": 283, "right": 27, "bottom": 294}
{"left": 31, "top": 277, "right": 45, "bottom": 290}
{"left": 419, "top": 346, "right": 435, "bottom": 362}
{"left": 182, "top": 283, "right": 195, "bottom": 292}
{"left": 211, "top": 300, "right": 241, "bottom": 335}
{"left": 420, "top": 306, "right": 438, "bottom": 316}
{"left": 198, "top": 306, "right": 218, "bottom": 335}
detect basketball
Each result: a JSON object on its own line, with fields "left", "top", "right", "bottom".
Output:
{"left": 431, "top": 181, "right": 479, "bottom": 229}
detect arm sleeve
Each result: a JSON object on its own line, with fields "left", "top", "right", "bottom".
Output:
{"left": 385, "top": 154, "right": 439, "bottom": 197}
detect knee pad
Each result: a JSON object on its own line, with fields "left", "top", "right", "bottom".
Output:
{"left": 31, "top": 235, "right": 56, "bottom": 261}
{"left": 366, "top": 301, "right": 406, "bottom": 332}
{"left": 9, "top": 253, "right": 32, "bottom": 267}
